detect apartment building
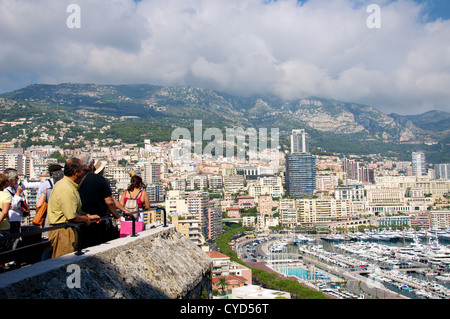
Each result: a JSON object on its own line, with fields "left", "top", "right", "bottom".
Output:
{"left": 297, "top": 199, "right": 350, "bottom": 227}
{"left": 334, "top": 185, "right": 365, "bottom": 201}
{"left": 164, "top": 190, "right": 188, "bottom": 216}
{"left": 223, "top": 175, "right": 245, "bottom": 193}
{"left": 248, "top": 176, "right": 284, "bottom": 198}
{"left": 108, "top": 165, "right": 132, "bottom": 191}
{"left": 208, "top": 174, "right": 223, "bottom": 189}
{"left": 187, "top": 174, "right": 209, "bottom": 190}
{"left": 171, "top": 215, "right": 206, "bottom": 246}
{"left": 365, "top": 187, "right": 405, "bottom": 204}
{"left": 316, "top": 175, "right": 339, "bottom": 192}
{"left": 237, "top": 196, "right": 255, "bottom": 209}
{"left": 435, "top": 164, "right": 450, "bottom": 179}
{"left": 242, "top": 216, "right": 257, "bottom": 228}
{"left": 143, "top": 162, "right": 161, "bottom": 185}
{"left": 412, "top": 151, "right": 426, "bottom": 176}
{"left": 207, "top": 207, "right": 223, "bottom": 241}
{"left": 430, "top": 211, "right": 450, "bottom": 229}
{"left": 187, "top": 193, "right": 210, "bottom": 239}
{"left": 285, "top": 152, "right": 316, "bottom": 199}
{"left": 279, "top": 199, "right": 297, "bottom": 228}
{"left": 257, "top": 195, "right": 273, "bottom": 215}
{"left": 206, "top": 251, "right": 252, "bottom": 284}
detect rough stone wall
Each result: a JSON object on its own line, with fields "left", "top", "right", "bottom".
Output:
{"left": 0, "top": 225, "right": 212, "bottom": 299}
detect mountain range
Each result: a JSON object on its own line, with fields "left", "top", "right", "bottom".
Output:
{"left": 0, "top": 83, "right": 449, "bottom": 163}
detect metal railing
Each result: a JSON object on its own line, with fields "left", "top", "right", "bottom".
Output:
{"left": 0, "top": 205, "right": 168, "bottom": 260}
{"left": 150, "top": 205, "right": 168, "bottom": 228}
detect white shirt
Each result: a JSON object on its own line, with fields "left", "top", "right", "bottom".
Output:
{"left": 5, "top": 181, "right": 41, "bottom": 222}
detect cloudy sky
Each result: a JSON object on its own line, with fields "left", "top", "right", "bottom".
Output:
{"left": 0, "top": 0, "right": 449, "bottom": 115}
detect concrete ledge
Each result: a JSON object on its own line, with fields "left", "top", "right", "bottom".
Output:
{"left": 0, "top": 225, "right": 213, "bottom": 299}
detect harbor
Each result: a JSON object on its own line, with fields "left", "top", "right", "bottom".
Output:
{"left": 238, "top": 228, "right": 450, "bottom": 299}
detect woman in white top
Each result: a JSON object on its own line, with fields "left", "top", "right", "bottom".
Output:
{"left": 0, "top": 173, "right": 12, "bottom": 251}
{"left": 3, "top": 168, "right": 40, "bottom": 234}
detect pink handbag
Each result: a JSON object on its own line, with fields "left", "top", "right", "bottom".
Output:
{"left": 119, "top": 221, "right": 145, "bottom": 237}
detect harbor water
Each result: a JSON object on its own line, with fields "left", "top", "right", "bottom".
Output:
{"left": 268, "top": 232, "right": 450, "bottom": 299}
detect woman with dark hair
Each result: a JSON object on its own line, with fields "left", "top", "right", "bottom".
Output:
{"left": 119, "top": 175, "right": 150, "bottom": 222}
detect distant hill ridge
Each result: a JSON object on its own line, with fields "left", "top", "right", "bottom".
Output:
{"left": 1, "top": 83, "right": 449, "bottom": 163}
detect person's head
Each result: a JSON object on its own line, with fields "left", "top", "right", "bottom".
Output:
{"left": 4, "top": 168, "right": 19, "bottom": 187}
{"left": 94, "top": 160, "right": 107, "bottom": 175}
{"left": 127, "top": 175, "right": 145, "bottom": 192}
{"left": 0, "top": 173, "right": 8, "bottom": 190}
{"left": 79, "top": 153, "right": 94, "bottom": 173}
{"left": 64, "top": 158, "right": 84, "bottom": 183}
{"left": 48, "top": 164, "right": 64, "bottom": 183}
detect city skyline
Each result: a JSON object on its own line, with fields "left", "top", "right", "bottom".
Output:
{"left": 1, "top": 0, "right": 450, "bottom": 115}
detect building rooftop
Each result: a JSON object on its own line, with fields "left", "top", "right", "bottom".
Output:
{"left": 206, "top": 251, "right": 229, "bottom": 259}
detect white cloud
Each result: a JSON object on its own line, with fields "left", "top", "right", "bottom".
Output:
{"left": 0, "top": 0, "right": 449, "bottom": 114}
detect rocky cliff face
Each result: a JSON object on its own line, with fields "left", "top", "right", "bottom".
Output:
{"left": 0, "top": 226, "right": 212, "bottom": 299}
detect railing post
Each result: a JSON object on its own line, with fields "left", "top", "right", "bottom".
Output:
{"left": 67, "top": 223, "right": 84, "bottom": 255}
{"left": 160, "top": 206, "right": 168, "bottom": 227}
{"left": 121, "top": 212, "right": 137, "bottom": 237}
{"left": 131, "top": 213, "right": 136, "bottom": 237}
{"left": 150, "top": 205, "right": 168, "bottom": 227}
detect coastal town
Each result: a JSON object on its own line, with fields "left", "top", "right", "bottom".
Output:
{"left": 0, "top": 125, "right": 449, "bottom": 299}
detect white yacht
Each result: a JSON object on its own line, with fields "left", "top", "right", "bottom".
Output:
{"left": 435, "top": 273, "right": 450, "bottom": 283}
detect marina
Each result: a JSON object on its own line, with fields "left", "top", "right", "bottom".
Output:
{"left": 240, "top": 229, "right": 450, "bottom": 299}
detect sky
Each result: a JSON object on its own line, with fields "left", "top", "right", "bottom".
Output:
{"left": 0, "top": 0, "right": 449, "bottom": 115}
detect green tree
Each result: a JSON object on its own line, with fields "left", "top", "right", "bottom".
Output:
{"left": 49, "top": 151, "right": 66, "bottom": 163}
{"left": 217, "top": 277, "right": 228, "bottom": 294}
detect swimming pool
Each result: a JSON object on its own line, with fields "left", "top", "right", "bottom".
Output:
{"left": 279, "top": 267, "right": 310, "bottom": 279}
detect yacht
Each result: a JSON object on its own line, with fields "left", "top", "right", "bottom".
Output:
{"left": 435, "top": 273, "right": 450, "bottom": 283}
{"left": 294, "top": 234, "right": 315, "bottom": 244}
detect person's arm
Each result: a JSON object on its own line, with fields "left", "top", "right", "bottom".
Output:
{"left": 70, "top": 214, "right": 101, "bottom": 225}
{"left": 119, "top": 192, "right": 126, "bottom": 207}
{"left": 142, "top": 191, "right": 151, "bottom": 210}
{"left": 9, "top": 186, "right": 23, "bottom": 210}
{"left": 114, "top": 197, "right": 131, "bottom": 215}
{"left": 105, "top": 196, "right": 121, "bottom": 219}
{"left": 23, "top": 181, "right": 41, "bottom": 190}
{"left": 36, "top": 192, "right": 46, "bottom": 210}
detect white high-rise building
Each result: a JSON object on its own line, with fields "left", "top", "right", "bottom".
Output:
{"left": 412, "top": 151, "right": 426, "bottom": 176}
{"left": 290, "top": 129, "right": 309, "bottom": 154}
{"left": 435, "top": 163, "right": 450, "bottom": 179}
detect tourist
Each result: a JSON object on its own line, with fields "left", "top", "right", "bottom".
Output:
{"left": 93, "top": 159, "right": 131, "bottom": 216}
{"left": 47, "top": 158, "right": 100, "bottom": 258}
{"left": 3, "top": 168, "right": 40, "bottom": 234}
{"left": 35, "top": 164, "right": 64, "bottom": 215}
{"left": 0, "top": 173, "right": 12, "bottom": 252}
{"left": 78, "top": 154, "right": 121, "bottom": 247}
{"left": 119, "top": 175, "right": 150, "bottom": 222}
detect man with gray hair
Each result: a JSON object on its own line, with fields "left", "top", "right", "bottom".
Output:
{"left": 78, "top": 153, "right": 121, "bottom": 247}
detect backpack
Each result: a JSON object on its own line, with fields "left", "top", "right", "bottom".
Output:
{"left": 124, "top": 190, "right": 142, "bottom": 214}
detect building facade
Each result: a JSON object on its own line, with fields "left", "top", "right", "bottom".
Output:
{"left": 285, "top": 153, "right": 316, "bottom": 199}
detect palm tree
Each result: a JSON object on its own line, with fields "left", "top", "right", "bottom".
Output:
{"left": 217, "top": 277, "right": 228, "bottom": 294}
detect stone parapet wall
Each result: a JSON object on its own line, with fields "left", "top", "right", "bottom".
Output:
{"left": 0, "top": 225, "right": 212, "bottom": 299}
